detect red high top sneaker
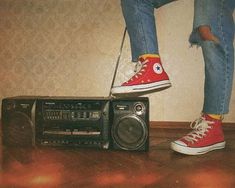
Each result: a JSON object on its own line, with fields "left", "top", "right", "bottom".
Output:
{"left": 111, "top": 56, "right": 171, "bottom": 94}
{"left": 171, "top": 114, "right": 225, "bottom": 155}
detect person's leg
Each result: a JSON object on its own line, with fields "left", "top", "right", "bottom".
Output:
{"left": 121, "top": 0, "right": 158, "bottom": 62}
{"left": 112, "top": 0, "right": 175, "bottom": 95}
{"left": 120, "top": 0, "right": 176, "bottom": 61}
{"left": 192, "top": 0, "right": 235, "bottom": 115}
{"left": 171, "top": 0, "right": 235, "bottom": 155}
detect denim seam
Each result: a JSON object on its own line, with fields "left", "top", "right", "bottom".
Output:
{"left": 137, "top": 0, "right": 149, "bottom": 57}
{"left": 218, "top": 0, "right": 229, "bottom": 114}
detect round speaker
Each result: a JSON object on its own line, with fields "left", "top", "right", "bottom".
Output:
{"left": 112, "top": 115, "right": 148, "bottom": 150}
{"left": 4, "top": 111, "right": 34, "bottom": 147}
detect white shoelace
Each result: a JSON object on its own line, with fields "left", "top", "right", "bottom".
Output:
{"left": 126, "top": 60, "right": 148, "bottom": 83}
{"left": 134, "top": 59, "right": 148, "bottom": 73}
{"left": 134, "top": 61, "right": 142, "bottom": 73}
{"left": 183, "top": 117, "right": 213, "bottom": 143}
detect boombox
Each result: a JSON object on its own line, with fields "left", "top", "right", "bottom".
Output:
{"left": 1, "top": 96, "right": 149, "bottom": 151}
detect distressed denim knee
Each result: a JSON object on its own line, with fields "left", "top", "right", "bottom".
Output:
{"left": 189, "top": 0, "right": 235, "bottom": 114}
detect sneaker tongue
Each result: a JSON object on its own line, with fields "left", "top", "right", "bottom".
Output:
{"left": 203, "top": 114, "right": 214, "bottom": 120}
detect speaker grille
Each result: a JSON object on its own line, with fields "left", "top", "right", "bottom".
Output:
{"left": 4, "top": 112, "right": 34, "bottom": 147}
{"left": 112, "top": 115, "right": 147, "bottom": 150}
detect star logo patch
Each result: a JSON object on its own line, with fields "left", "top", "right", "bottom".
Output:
{"left": 153, "top": 63, "right": 163, "bottom": 74}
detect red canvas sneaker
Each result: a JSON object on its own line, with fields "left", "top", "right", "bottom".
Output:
{"left": 111, "top": 56, "right": 171, "bottom": 94}
{"left": 171, "top": 114, "right": 225, "bottom": 155}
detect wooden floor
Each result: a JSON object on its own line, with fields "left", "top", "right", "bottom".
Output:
{"left": 0, "top": 122, "right": 235, "bottom": 188}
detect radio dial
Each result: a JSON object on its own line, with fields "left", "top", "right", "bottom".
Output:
{"left": 134, "top": 102, "right": 145, "bottom": 116}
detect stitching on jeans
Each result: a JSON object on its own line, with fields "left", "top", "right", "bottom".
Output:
{"left": 218, "top": 0, "right": 229, "bottom": 114}
{"left": 137, "top": 0, "right": 147, "bottom": 56}
{"left": 137, "top": 0, "right": 154, "bottom": 56}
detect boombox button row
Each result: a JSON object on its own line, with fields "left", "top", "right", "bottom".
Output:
{"left": 43, "top": 130, "right": 72, "bottom": 135}
{"left": 41, "top": 140, "right": 102, "bottom": 146}
{"left": 43, "top": 130, "right": 101, "bottom": 136}
{"left": 75, "top": 141, "right": 102, "bottom": 146}
{"left": 42, "top": 140, "right": 70, "bottom": 145}
{"left": 72, "top": 131, "right": 101, "bottom": 136}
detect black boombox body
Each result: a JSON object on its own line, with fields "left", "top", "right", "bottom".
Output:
{"left": 1, "top": 96, "right": 149, "bottom": 151}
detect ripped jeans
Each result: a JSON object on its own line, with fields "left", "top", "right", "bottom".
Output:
{"left": 121, "top": 0, "right": 235, "bottom": 114}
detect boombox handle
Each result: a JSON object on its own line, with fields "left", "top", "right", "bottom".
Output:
{"left": 109, "top": 27, "right": 127, "bottom": 97}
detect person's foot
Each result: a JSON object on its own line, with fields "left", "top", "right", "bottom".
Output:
{"left": 111, "top": 56, "right": 171, "bottom": 94}
{"left": 171, "top": 114, "right": 225, "bottom": 155}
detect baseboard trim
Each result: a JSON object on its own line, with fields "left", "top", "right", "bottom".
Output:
{"left": 150, "top": 121, "right": 235, "bottom": 129}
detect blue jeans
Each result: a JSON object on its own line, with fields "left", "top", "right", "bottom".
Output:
{"left": 121, "top": 0, "right": 235, "bottom": 114}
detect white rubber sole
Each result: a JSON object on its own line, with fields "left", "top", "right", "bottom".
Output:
{"left": 111, "top": 80, "right": 171, "bottom": 95}
{"left": 171, "top": 141, "right": 226, "bottom": 155}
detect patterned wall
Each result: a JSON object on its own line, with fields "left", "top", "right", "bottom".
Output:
{"left": 0, "top": 0, "right": 234, "bottom": 122}
{"left": 0, "top": 0, "right": 124, "bottom": 96}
